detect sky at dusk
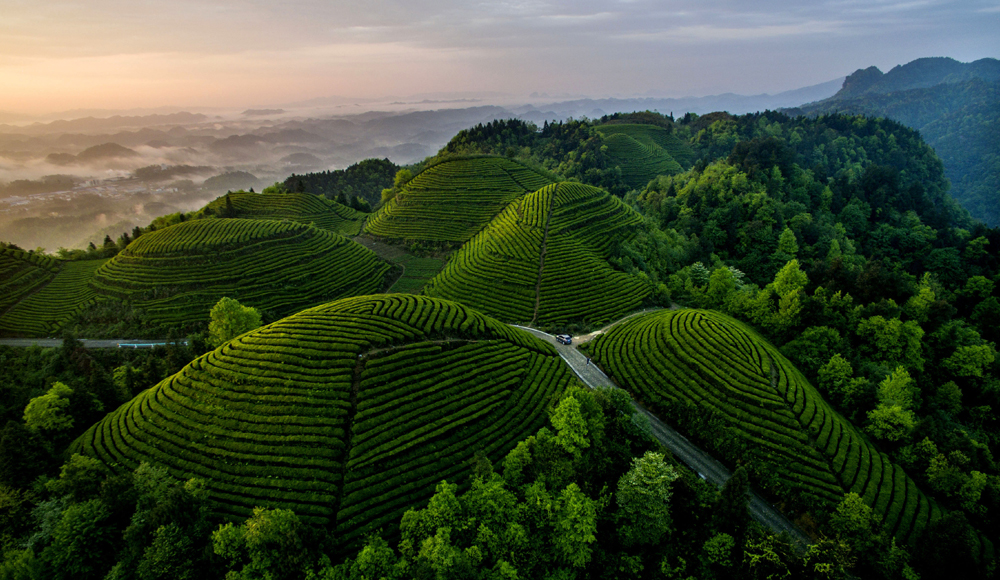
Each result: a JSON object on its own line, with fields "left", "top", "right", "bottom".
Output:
{"left": 1, "top": 0, "right": 998, "bottom": 114}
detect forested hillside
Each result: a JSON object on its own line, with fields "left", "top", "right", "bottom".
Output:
{"left": 437, "top": 115, "right": 690, "bottom": 197}
{"left": 792, "top": 57, "right": 1000, "bottom": 225}
{"left": 621, "top": 110, "right": 1000, "bottom": 577}
{"left": 283, "top": 157, "right": 399, "bottom": 208}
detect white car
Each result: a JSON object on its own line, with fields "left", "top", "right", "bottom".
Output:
{"left": 555, "top": 334, "right": 572, "bottom": 345}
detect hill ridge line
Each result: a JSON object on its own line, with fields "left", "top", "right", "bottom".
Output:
{"left": 530, "top": 187, "right": 556, "bottom": 325}
{"left": 499, "top": 163, "right": 536, "bottom": 194}
{"left": 331, "top": 354, "right": 366, "bottom": 530}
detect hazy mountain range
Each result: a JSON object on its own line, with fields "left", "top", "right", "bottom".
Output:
{"left": 2, "top": 56, "right": 997, "bottom": 250}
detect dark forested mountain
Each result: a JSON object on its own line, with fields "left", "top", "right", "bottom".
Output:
{"left": 284, "top": 157, "right": 398, "bottom": 207}
{"left": 791, "top": 57, "right": 1000, "bottom": 225}
{"left": 831, "top": 57, "right": 1000, "bottom": 99}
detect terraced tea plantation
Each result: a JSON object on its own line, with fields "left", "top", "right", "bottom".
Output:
{"left": 72, "top": 294, "right": 574, "bottom": 546}
{"left": 597, "top": 123, "right": 697, "bottom": 167}
{"left": 90, "top": 219, "right": 391, "bottom": 329}
{"left": 202, "top": 191, "right": 366, "bottom": 236}
{"left": 364, "top": 156, "right": 554, "bottom": 243}
{"left": 587, "top": 309, "right": 949, "bottom": 547}
{"left": 424, "top": 182, "right": 650, "bottom": 325}
{"left": 0, "top": 248, "right": 59, "bottom": 316}
{"left": 386, "top": 255, "right": 446, "bottom": 294}
{"left": 0, "top": 258, "right": 108, "bottom": 337}
{"left": 601, "top": 132, "right": 682, "bottom": 189}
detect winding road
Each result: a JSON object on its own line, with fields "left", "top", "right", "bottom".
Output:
{"left": 513, "top": 321, "right": 812, "bottom": 548}
{"left": 4, "top": 314, "right": 810, "bottom": 545}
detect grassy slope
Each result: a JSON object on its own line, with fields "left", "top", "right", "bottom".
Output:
{"left": 387, "top": 256, "right": 447, "bottom": 294}
{"left": 593, "top": 123, "right": 698, "bottom": 189}
{"left": 602, "top": 123, "right": 697, "bottom": 165}
{"left": 601, "top": 133, "right": 682, "bottom": 189}
{"left": 0, "top": 259, "right": 108, "bottom": 337}
{"left": 0, "top": 248, "right": 58, "bottom": 316}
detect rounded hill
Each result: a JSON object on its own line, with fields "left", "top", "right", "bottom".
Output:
{"left": 587, "top": 309, "right": 949, "bottom": 547}
{"left": 0, "top": 247, "right": 59, "bottom": 316}
{"left": 424, "top": 182, "right": 651, "bottom": 326}
{"left": 76, "top": 142, "right": 139, "bottom": 161}
{"left": 602, "top": 133, "right": 681, "bottom": 189}
{"left": 72, "top": 294, "right": 574, "bottom": 544}
{"left": 364, "top": 156, "right": 555, "bottom": 243}
{"left": 201, "top": 191, "right": 365, "bottom": 236}
{"left": 89, "top": 219, "right": 390, "bottom": 329}
{"left": 597, "top": 123, "right": 696, "bottom": 166}
{"left": 0, "top": 258, "right": 107, "bottom": 337}
{"left": 597, "top": 123, "right": 695, "bottom": 188}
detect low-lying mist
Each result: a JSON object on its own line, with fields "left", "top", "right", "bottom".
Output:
{"left": 0, "top": 184, "right": 223, "bottom": 252}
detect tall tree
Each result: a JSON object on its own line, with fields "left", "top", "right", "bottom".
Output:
{"left": 208, "top": 297, "right": 262, "bottom": 348}
{"left": 616, "top": 451, "right": 679, "bottom": 546}
{"left": 715, "top": 466, "right": 751, "bottom": 541}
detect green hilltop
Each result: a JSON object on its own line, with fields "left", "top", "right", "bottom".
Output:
{"left": 283, "top": 157, "right": 399, "bottom": 209}
{"left": 0, "top": 247, "right": 59, "bottom": 315}
{"left": 596, "top": 123, "right": 695, "bottom": 189}
{"left": 89, "top": 219, "right": 390, "bottom": 330}
{"left": 437, "top": 117, "right": 694, "bottom": 196}
{"left": 0, "top": 248, "right": 108, "bottom": 337}
{"left": 202, "top": 190, "right": 367, "bottom": 236}
{"left": 424, "top": 182, "right": 651, "bottom": 326}
{"left": 0, "top": 197, "right": 382, "bottom": 337}
{"left": 72, "top": 294, "right": 574, "bottom": 545}
{"left": 0, "top": 258, "right": 107, "bottom": 337}
{"left": 585, "top": 309, "right": 968, "bottom": 549}
{"left": 364, "top": 156, "right": 555, "bottom": 243}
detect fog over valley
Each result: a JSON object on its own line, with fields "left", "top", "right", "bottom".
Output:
{"left": 0, "top": 80, "right": 856, "bottom": 251}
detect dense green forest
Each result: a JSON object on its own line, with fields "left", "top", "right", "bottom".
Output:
{"left": 622, "top": 110, "right": 1000, "bottom": 576}
{"left": 2, "top": 108, "right": 1000, "bottom": 579}
{"left": 791, "top": 57, "right": 1000, "bottom": 226}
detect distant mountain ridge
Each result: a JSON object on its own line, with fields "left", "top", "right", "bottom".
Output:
{"left": 0, "top": 112, "right": 209, "bottom": 135}
{"left": 791, "top": 56, "right": 1000, "bottom": 226}
{"left": 832, "top": 57, "right": 1000, "bottom": 99}
{"left": 43, "top": 142, "right": 139, "bottom": 166}
{"left": 512, "top": 77, "right": 845, "bottom": 123}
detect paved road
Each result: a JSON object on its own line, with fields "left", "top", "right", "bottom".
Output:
{"left": 4, "top": 319, "right": 810, "bottom": 545}
{"left": 513, "top": 323, "right": 812, "bottom": 548}
{"left": 0, "top": 339, "right": 187, "bottom": 349}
